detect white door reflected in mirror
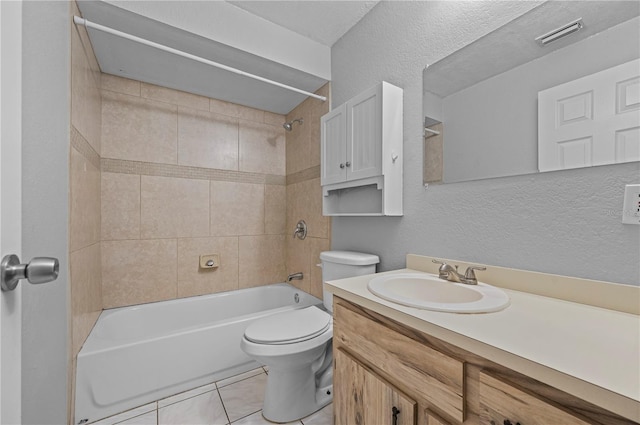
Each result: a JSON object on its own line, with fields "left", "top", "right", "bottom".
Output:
{"left": 422, "top": 1, "right": 640, "bottom": 184}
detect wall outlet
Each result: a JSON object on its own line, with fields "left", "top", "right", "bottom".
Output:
{"left": 199, "top": 254, "right": 220, "bottom": 269}
{"left": 622, "top": 184, "right": 640, "bottom": 225}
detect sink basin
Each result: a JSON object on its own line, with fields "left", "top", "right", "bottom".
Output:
{"left": 367, "top": 273, "right": 510, "bottom": 313}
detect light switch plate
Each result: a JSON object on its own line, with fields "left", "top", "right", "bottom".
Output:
{"left": 199, "top": 254, "right": 220, "bottom": 269}
{"left": 622, "top": 184, "right": 640, "bottom": 225}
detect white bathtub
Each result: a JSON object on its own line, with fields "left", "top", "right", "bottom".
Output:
{"left": 75, "top": 283, "right": 322, "bottom": 424}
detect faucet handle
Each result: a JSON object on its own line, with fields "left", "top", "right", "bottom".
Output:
{"left": 464, "top": 265, "right": 486, "bottom": 281}
{"left": 433, "top": 260, "right": 458, "bottom": 280}
{"left": 432, "top": 259, "right": 447, "bottom": 274}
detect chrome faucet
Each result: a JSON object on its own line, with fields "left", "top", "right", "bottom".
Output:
{"left": 293, "top": 220, "right": 307, "bottom": 240}
{"left": 287, "top": 272, "right": 303, "bottom": 282}
{"left": 432, "top": 260, "right": 486, "bottom": 285}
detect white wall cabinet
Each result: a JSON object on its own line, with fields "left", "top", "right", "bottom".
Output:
{"left": 321, "top": 81, "right": 403, "bottom": 216}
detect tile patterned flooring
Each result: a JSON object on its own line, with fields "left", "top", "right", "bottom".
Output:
{"left": 90, "top": 367, "right": 333, "bottom": 425}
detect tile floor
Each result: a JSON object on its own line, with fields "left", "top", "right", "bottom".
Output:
{"left": 90, "top": 367, "right": 333, "bottom": 425}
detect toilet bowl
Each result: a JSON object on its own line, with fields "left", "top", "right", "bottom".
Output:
{"left": 241, "top": 251, "right": 379, "bottom": 423}
{"left": 240, "top": 306, "right": 333, "bottom": 423}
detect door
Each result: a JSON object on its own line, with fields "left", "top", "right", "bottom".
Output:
{"left": 346, "top": 84, "right": 382, "bottom": 181}
{"left": 321, "top": 104, "right": 347, "bottom": 185}
{"left": 335, "top": 348, "right": 416, "bottom": 425}
{"left": 0, "top": 1, "right": 23, "bottom": 423}
{"left": 538, "top": 58, "right": 640, "bottom": 172}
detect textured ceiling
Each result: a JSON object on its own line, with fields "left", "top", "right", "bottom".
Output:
{"left": 228, "top": 1, "right": 380, "bottom": 46}
{"left": 423, "top": 1, "right": 640, "bottom": 97}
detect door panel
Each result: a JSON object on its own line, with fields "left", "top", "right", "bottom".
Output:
{"left": 321, "top": 104, "right": 347, "bottom": 185}
{"left": 335, "top": 348, "right": 416, "bottom": 425}
{"left": 346, "top": 86, "right": 382, "bottom": 181}
{"left": 0, "top": 1, "right": 23, "bottom": 422}
{"left": 538, "top": 58, "right": 640, "bottom": 171}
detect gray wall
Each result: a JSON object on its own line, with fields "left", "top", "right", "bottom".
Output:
{"left": 22, "top": 1, "right": 70, "bottom": 423}
{"left": 331, "top": 1, "right": 640, "bottom": 286}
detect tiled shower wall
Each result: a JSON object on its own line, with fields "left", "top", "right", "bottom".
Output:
{"left": 69, "top": 1, "right": 102, "bottom": 421}
{"left": 100, "top": 75, "right": 289, "bottom": 308}
{"left": 285, "top": 84, "right": 331, "bottom": 300}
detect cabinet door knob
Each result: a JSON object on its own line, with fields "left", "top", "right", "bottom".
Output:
{"left": 345, "top": 161, "right": 351, "bottom": 167}
{"left": 391, "top": 406, "right": 400, "bottom": 425}
{"left": 339, "top": 163, "right": 345, "bottom": 169}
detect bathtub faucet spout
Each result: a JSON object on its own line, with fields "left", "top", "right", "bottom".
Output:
{"left": 287, "top": 272, "right": 303, "bottom": 282}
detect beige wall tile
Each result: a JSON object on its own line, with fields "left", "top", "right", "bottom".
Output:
{"left": 141, "top": 176, "right": 210, "bottom": 239}
{"left": 308, "top": 88, "right": 329, "bottom": 168}
{"left": 102, "top": 239, "right": 177, "bottom": 308}
{"left": 141, "top": 83, "right": 209, "bottom": 111}
{"left": 308, "top": 237, "right": 331, "bottom": 299}
{"left": 287, "top": 178, "right": 328, "bottom": 240}
{"left": 70, "top": 147, "right": 101, "bottom": 252}
{"left": 70, "top": 242, "right": 102, "bottom": 357}
{"left": 177, "top": 107, "right": 239, "bottom": 170}
{"left": 239, "top": 235, "right": 286, "bottom": 288}
{"left": 101, "top": 74, "right": 141, "bottom": 97}
{"left": 237, "top": 105, "right": 264, "bottom": 122}
{"left": 209, "top": 98, "right": 242, "bottom": 118}
{"left": 299, "top": 178, "right": 328, "bottom": 239}
{"left": 102, "top": 91, "right": 178, "bottom": 164}
{"left": 285, "top": 128, "right": 309, "bottom": 176}
{"left": 71, "top": 24, "right": 101, "bottom": 155}
{"left": 264, "top": 185, "right": 286, "bottom": 235}
{"left": 177, "top": 237, "right": 239, "bottom": 297}
{"left": 285, "top": 84, "right": 330, "bottom": 173}
{"left": 210, "top": 181, "right": 264, "bottom": 236}
{"left": 102, "top": 172, "right": 141, "bottom": 240}
{"left": 264, "top": 111, "right": 285, "bottom": 127}
{"left": 285, "top": 237, "right": 310, "bottom": 293}
{"left": 285, "top": 181, "right": 299, "bottom": 240}
{"left": 209, "top": 98, "right": 265, "bottom": 122}
{"left": 285, "top": 102, "right": 310, "bottom": 175}
{"left": 239, "top": 121, "right": 285, "bottom": 175}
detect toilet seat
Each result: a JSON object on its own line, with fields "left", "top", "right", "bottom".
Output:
{"left": 245, "top": 306, "right": 331, "bottom": 345}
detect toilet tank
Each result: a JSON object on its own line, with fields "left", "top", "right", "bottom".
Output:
{"left": 320, "top": 251, "right": 379, "bottom": 313}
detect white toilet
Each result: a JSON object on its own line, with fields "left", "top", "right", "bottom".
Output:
{"left": 240, "top": 251, "right": 379, "bottom": 423}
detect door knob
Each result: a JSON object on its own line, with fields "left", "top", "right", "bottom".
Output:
{"left": 1, "top": 254, "right": 59, "bottom": 291}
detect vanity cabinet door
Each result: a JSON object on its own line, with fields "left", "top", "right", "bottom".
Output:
{"left": 479, "top": 372, "right": 596, "bottom": 425}
{"left": 334, "top": 300, "right": 465, "bottom": 422}
{"left": 425, "top": 410, "right": 452, "bottom": 425}
{"left": 335, "top": 348, "right": 416, "bottom": 425}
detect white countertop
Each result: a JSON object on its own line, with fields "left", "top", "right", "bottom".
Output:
{"left": 326, "top": 268, "right": 640, "bottom": 422}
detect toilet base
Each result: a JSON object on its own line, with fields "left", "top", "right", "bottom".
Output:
{"left": 262, "top": 358, "right": 333, "bottom": 423}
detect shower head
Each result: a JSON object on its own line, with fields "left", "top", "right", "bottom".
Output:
{"left": 283, "top": 118, "right": 304, "bottom": 132}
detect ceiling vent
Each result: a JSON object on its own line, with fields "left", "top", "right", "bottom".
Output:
{"left": 535, "top": 18, "right": 584, "bottom": 46}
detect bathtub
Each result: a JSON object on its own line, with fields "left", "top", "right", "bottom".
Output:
{"left": 75, "top": 283, "right": 322, "bottom": 424}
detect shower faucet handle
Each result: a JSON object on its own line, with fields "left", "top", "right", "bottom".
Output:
{"left": 293, "top": 220, "right": 307, "bottom": 240}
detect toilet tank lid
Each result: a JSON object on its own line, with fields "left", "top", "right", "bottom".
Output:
{"left": 320, "top": 251, "right": 380, "bottom": 266}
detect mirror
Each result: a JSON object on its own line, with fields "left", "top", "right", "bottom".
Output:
{"left": 423, "top": 1, "right": 640, "bottom": 184}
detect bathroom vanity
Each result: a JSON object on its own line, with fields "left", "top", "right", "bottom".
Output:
{"left": 326, "top": 255, "right": 640, "bottom": 425}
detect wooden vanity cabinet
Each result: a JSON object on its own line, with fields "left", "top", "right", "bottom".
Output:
{"left": 426, "top": 410, "right": 453, "bottom": 425}
{"left": 332, "top": 297, "right": 638, "bottom": 425}
{"left": 335, "top": 348, "right": 416, "bottom": 425}
{"left": 479, "top": 372, "right": 593, "bottom": 425}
